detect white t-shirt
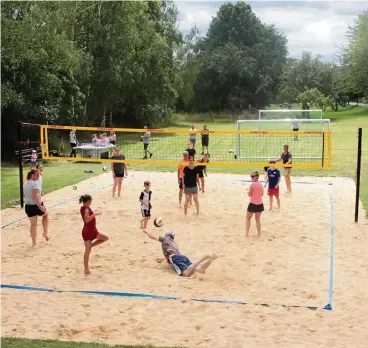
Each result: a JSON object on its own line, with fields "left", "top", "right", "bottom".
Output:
{"left": 23, "top": 180, "right": 42, "bottom": 205}
{"left": 143, "top": 132, "right": 151, "bottom": 144}
{"left": 140, "top": 190, "right": 152, "bottom": 209}
{"left": 189, "top": 128, "right": 197, "bottom": 140}
{"left": 70, "top": 132, "right": 77, "bottom": 144}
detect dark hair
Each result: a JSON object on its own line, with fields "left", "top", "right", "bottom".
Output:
{"left": 35, "top": 163, "right": 43, "bottom": 169}
{"left": 269, "top": 160, "right": 276, "bottom": 164}
{"left": 144, "top": 180, "right": 151, "bottom": 186}
{"left": 251, "top": 171, "right": 260, "bottom": 178}
{"left": 284, "top": 145, "right": 289, "bottom": 149}
{"left": 79, "top": 194, "right": 92, "bottom": 204}
{"left": 27, "top": 169, "right": 38, "bottom": 180}
{"left": 205, "top": 153, "right": 211, "bottom": 158}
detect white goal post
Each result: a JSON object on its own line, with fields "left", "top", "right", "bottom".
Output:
{"left": 259, "top": 109, "right": 323, "bottom": 120}
{"left": 236, "top": 119, "right": 330, "bottom": 131}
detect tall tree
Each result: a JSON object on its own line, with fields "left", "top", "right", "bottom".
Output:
{"left": 192, "top": 2, "right": 287, "bottom": 112}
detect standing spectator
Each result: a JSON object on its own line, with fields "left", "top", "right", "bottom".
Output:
{"left": 189, "top": 124, "right": 197, "bottom": 148}
{"left": 31, "top": 150, "right": 38, "bottom": 167}
{"left": 70, "top": 129, "right": 79, "bottom": 157}
{"left": 245, "top": 171, "right": 264, "bottom": 237}
{"left": 201, "top": 124, "right": 209, "bottom": 154}
{"left": 23, "top": 169, "right": 49, "bottom": 246}
{"left": 111, "top": 147, "right": 127, "bottom": 197}
{"left": 109, "top": 131, "right": 116, "bottom": 145}
{"left": 142, "top": 126, "right": 153, "bottom": 159}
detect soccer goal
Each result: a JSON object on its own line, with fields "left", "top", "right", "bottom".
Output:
{"left": 259, "top": 109, "right": 323, "bottom": 120}
{"left": 236, "top": 119, "right": 331, "bottom": 132}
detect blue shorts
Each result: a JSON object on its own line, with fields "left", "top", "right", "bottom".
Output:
{"left": 171, "top": 254, "right": 192, "bottom": 276}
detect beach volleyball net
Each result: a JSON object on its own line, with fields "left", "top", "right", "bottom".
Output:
{"left": 40, "top": 125, "right": 332, "bottom": 168}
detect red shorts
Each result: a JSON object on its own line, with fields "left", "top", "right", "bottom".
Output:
{"left": 268, "top": 188, "right": 279, "bottom": 196}
{"left": 82, "top": 228, "right": 99, "bottom": 241}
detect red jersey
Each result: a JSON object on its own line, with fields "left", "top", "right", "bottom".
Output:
{"left": 80, "top": 205, "right": 99, "bottom": 241}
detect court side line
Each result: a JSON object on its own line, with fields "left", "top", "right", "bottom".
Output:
{"left": 1, "top": 184, "right": 113, "bottom": 229}
{"left": 323, "top": 186, "right": 334, "bottom": 310}
{"left": 1, "top": 284, "right": 326, "bottom": 310}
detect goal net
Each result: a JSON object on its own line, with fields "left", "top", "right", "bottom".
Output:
{"left": 236, "top": 119, "right": 330, "bottom": 132}
{"left": 259, "top": 109, "right": 323, "bottom": 120}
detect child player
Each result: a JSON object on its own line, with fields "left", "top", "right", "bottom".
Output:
{"left": 264, "top": 161, "right": 281, "bottom": 210}
{"left": 139, "top": 180, "right": 152, "bottom": 229}
{"left": 79, "top": 194, "right": 109, "bottom": 275}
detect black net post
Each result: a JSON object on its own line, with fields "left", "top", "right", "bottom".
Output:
{"left": 18, "top": 121, "right": 24, "bottom": 208}
{"left": 355, "top": 128, "right": 362, "bottom": 223}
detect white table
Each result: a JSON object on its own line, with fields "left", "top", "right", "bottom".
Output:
{"left": 75, "top": 144, "right": 116, "bottom": 159}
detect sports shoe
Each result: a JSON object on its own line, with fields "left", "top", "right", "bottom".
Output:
{"left": 143, "top": 156, "right": 147, "bottom": 159}
{"left": 149, "top": 153, "right": 153, "bottom": 158}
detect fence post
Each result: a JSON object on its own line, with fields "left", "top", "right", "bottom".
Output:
{"left": 18, "top": 121, "right": 24, "bottom": 208}
{"left": 355, "top": 128, "right": 362, "bottom": 223}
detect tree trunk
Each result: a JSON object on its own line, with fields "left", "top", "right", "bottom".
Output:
{"left": 109, "top": 111, "right": 112, "bottom": 127}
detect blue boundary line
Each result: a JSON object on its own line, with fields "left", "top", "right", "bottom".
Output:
{"left": 323, "top": 186, "right": 334, "bottom": 310}
{"left": 1, "top": 284, "right": 327, "bottom": 310}
{"left": 1, "top": 183, "right": 113, "bottom": 229}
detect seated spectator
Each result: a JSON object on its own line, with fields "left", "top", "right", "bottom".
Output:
{"left": 92, "top": 134, "right": 98, "bottom": 145}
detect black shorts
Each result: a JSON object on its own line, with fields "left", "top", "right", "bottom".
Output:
{"left": 202, "top": 139, "right": 209, "bottom": 147}
{"left": 110, "top": 141, "right": 116, "bottom": 145}
{"left": 144, "top": 143, "right": 149, "bottom": 150}
{"left": 25, "top": 203, "right": 46, "bottom": 217}
{"left": 247, "top": 203, "right": 264, "bottom": 213}
{"left": 179, "top": 178, "right": 183, "bottom": 189}
{"left": 293, "top": 128, "right": 299, "bottom": 132}
{"left": 114, "top": 173, "right": 124, "bottom": 177}
{"left": 141, "top": 208, "right": 151, "bottom": 217}
{"left": 198, "top": 171, "right": 204, "bottom": 178}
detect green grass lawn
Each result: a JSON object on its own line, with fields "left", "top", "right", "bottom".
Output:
{"left": 1, "top": 106, "right": 367, "bottom": 212}
{"left": 1, "top": 337, "right": 180, "bottom": 348}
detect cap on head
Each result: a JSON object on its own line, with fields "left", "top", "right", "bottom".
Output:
{"left": 183, "top": 151, "right": 189, "bottom": 156}
{"left": 144, "top": 126, "right": 148, "bottom": 129}
{"left": 165, "top": 231, "right": 175, "bottom": 240}
{"left": 32, "top": 150, "right": 36, "bottom": 152}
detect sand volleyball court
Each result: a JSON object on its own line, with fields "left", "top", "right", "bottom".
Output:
{"left": 1, "top": 170, "right": 368, "bottom": 348}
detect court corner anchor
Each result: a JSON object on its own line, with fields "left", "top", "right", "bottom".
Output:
{"left": 323, "top": 303, "right": 332, "bottom": 310}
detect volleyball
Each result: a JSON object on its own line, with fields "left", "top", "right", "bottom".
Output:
{"left": 154, "top": 217, "right": 164, "bottom": 227}
{"left": 102, "top": 166, "right": 107, "bottom": 171}
{"left": 229, "top": 149, "right": 234, "bottom": 153}
{"left": 72, "top": 185, "right": 77, "bottom": 190}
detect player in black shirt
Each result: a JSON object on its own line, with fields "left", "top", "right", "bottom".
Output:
{"left": 183, "top": 156, "right": 200, "bottom": 215}
{"left": 201, "top": 124, "right": 209, "bottom": 155}
{"left": 196, "top": 153, "right": 210, "bottom": 192}
{"left": 185, "top": 141, "right": 196, "bottom": 159}
{"left": 275, "top": 145, "right": 292, "bottom": 193}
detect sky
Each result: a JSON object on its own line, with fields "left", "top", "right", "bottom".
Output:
{"left": 175, "top": 1, "right": 367, "bottom": 61}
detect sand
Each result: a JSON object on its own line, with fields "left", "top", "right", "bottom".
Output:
{"left": 1, "top": 170, "right": 368, "bottom": 348}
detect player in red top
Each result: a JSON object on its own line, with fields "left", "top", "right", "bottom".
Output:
{"left": 79, "top": 194, "right": 109, "bottom": 275}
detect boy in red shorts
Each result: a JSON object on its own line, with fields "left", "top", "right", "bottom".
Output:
{"left": 264, "top": 161, "right": 281, "bottom": 210}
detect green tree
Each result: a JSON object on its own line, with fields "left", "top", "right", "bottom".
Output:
{"left": 192, "top": 2, "right": 287, "bottom": 112}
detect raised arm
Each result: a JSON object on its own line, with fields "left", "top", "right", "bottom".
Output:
{"left": 143, "top": 229, "right": 160, "bottom": 241}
